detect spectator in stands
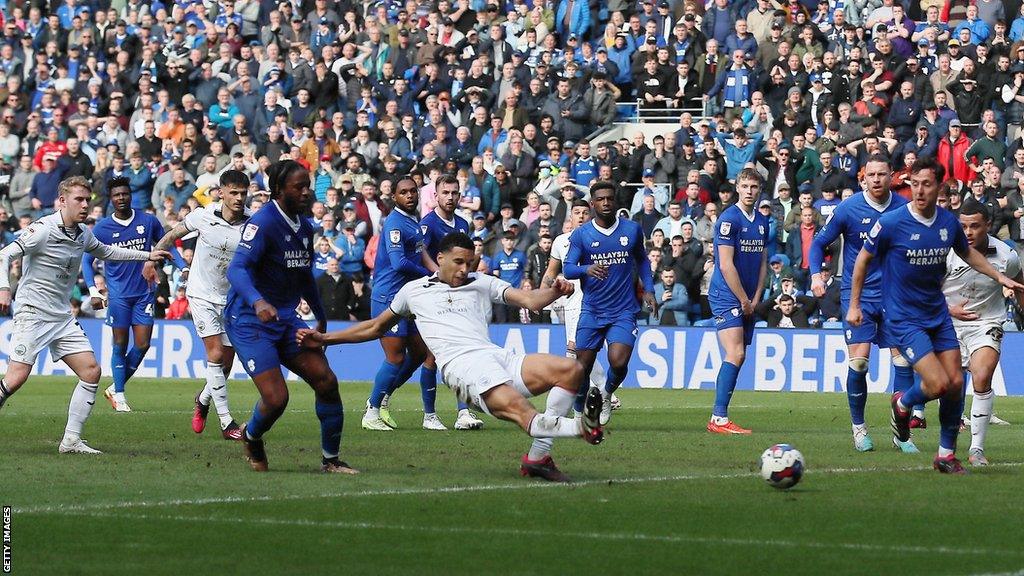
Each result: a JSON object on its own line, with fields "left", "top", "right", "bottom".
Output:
{"left": 653, "top": 268, "right": 691, "bottom": 326}
{"left": 767, "top": 294, "right": 811, "bottom": 328}
{"left": 316, "top": 258, "right": 353, "bottom": 321}
{"left": 786, "top": 206, "right": 822, "bottom": 290}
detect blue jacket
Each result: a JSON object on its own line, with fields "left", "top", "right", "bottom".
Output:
{"left": 653, "top": 281, "right": 690, "bottom": 326}
{"left": 334, "top": 236, "right": 366, "bottom": 275}
{"left": 127, "top": 166, "right": 155, "bottom": 210}
{"left": 555, "top": 0, "right": 590, "bottom": 39}
{"left": 608, "top": 45, "right": 634, "bottom": 85}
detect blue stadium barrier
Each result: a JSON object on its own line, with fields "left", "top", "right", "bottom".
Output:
{"left": 4, "top": 319, "right": 1024, "bottom": 395}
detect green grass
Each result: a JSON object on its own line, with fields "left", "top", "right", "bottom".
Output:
{"left": 4, "top": 377, "right": 1024, "bottom": 575}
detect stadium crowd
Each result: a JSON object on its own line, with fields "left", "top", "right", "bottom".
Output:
{"left": 0, "top": 0, "right": 1022, "bottom": 328}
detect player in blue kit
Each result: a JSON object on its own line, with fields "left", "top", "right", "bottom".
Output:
{"left": 564, "top": 181, "right": 656, "bottom": 425}
{"left": 419, "top": 174, "right": 485, "bottom": 431}
{"left": 809, "top": 156, "right": 915, "bottom": 452}
{"left": 849, "top": 157, "right": 1024, "bottom": 474}
{"left": 225, "top": 160, "right": 356, "bottom": 474}
{"left": 707, "top": 168, "right": 769, "bottom": 434}
{"left": 83, "top": 176, "right": 187, "bottom": 412}
{"left": 362, "top": 176, "right": 432, "bottom": 431}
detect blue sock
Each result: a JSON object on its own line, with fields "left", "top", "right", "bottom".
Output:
{"left": 245, "top": 400, "right": 277, "bottom": 439}
{"left": 420, "top": 366, "right": 437, "bottom": 414}
{"left": 111, "top": 344, "right": 128, "bottom": 393}
{"left": 847, "top": 367, "right": 868, "bottom": 426}
{"left": 713, "top": 361, "right": 740, "bottom": 418}
{"left": 124, "top": 346, "right": 148, "bottom": 380}
{"left": 456, "top": 400, "right": 469, "bottom": 411}
{"left": 369, "top": 361, "right": 401, "bottom": 408}
{"left": 893, "top": 364, "right": 914, "bottom": 395}
{"left": 937, "top": 394, "right": 960, "bottom": 451}
{"left": 315, "top": 401, "right": 344, "bottom": 458}
{"left": 387, "top": 355, "right": 419, "bottom": 396}
{"left": 603, "top": 365, "right": 628, "bottom": 395}
{"left": 573, "top": 366, "right": 593, "bottom": 413}
{"left": 899, "top": 381, "right": 930, "bottom": 409}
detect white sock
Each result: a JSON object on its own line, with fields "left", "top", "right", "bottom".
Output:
{"left": 589, "top": 360, "right": 607, "bottom": 390}
{"left": 970, "top": 389, "right": 994, "bottom": 453}
{"left": 937, "top": 446, "right": 955, "bottom": 458}
{"left": 206, "top": 362, "right": 233, "bottom": 429}
{"left": 527, "top": 413, "right": 580, "bottom": 439}
{"left": 113, "top": 391, "right": 126, "bottom": 404}
{"left": 528, "top": 387, "right": 576, "bottom": 460}
{"left": 458, "top": 408, "right": 470, "bottom": 417}
{"left": 852, "top": 423, "right": 868, "bottom": 435}
{"left": 366, "top": 406, "right": 380, "bottom": 419}
{"left": 64, "top": 380, "right": 99, "bottom": 439}
{"left": 912, "top": 408, "right": 925, "bottom": 419}
{"left": 199, "top": 384, "right": 212, "bottom": 406}
{"left": 711, "top": 415, "right": 729, "bottom": 425}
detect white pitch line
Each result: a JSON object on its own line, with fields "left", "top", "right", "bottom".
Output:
{"left": 5, "top": 405, "right": 771, "bottom": 417}
{"left": 14, "top": 462, "right": 1024, "bottom": 516}
{"left": 54, "top": 510, "right": 1024, "bottom": 558}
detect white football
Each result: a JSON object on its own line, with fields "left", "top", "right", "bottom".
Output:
{"left": 760, "top": 444, "right": 805, "bottom": 489}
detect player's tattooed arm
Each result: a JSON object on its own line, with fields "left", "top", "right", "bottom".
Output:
{"left": 540, "top": 252, "right": 562, "bottom": 288}
{"left": 155, "top": 222, "right": 191, "bottom": 252}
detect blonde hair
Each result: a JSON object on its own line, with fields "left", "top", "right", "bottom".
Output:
{"left": 58, "top": 176, "right": 91, "bottom": 198}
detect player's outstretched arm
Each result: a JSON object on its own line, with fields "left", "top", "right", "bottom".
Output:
{"left": 154, "top": 222, "right": 191, "bottom": 253}
{"left": 540, "top": 250, "right": 562, "bottom": 288}
{"left": 297, "top": 308, "right": 402, "bottom": 347}
{"left": 847, "top": 248, "right": 873, "bottom": 327}
{"left": 504, "top": 278, "right": 574, "bottom": 312}
{"left": 957, "top": 244, "right": 1024, "bottom": 293}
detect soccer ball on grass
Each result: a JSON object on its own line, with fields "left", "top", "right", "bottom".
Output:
{"left": 760, "top": 444, "right": 804, "bottom": 489}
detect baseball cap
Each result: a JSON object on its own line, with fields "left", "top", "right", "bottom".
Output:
{"left": 506, "top": 218, "right": 522, "bottom": 228}
{"left": 758, "top": 199, "right": 771, "bottom": 208}
{"left": 339, "top": 174, "right": 353, "bottom": 183}
{"left": 564, "top": 140, "right": 576, "bottom": 149}
{"left": 948, "top": 39, "right": 960, "bottom": 46}
{"left": 342, "top": 221, "right": 356, "bottom": 230}
{"left": 642, "top": 167, "right": 655, "bottom": 177}
{"left": 917, "top": 38, "right": 930, "bottom": 46}
{"left": 769, "top": 255, "right": 784, "bottom": 264}
{"left": 809, "top": 73, "right": 822, "bottom": 83}
{"left": 949, "top": 119, "right": 962, "bottom": 127}
{"left": 342, "top": 202, "right": 355, "bottom": 210}
{"left": 500, "top": 202, "right": 513, "bottom": 210}
{"left": 473, "top": 211, "right": 486, "bottom": 220}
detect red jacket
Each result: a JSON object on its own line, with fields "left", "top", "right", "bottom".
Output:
{"left": 937, "top": 133, "right": 974, "bottom": 184}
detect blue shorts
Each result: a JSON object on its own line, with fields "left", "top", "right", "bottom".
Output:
{"left": 575, "top": 313, "right": 638, "bottom": 351}
{"left": 710, "top": 302, "right": 756, "bottom": 346}
{"left": 225, "top": 311, "right": 310, "bottom": 377}
{"left": 887, "top": 316, "right": 959, "bottom": 366}
{"left": 105, "top": 293, "right": 155, "bottom": 329}
{"left": 372, "top": 299, "right": 417, "bottom": 338}
{"left": 841, "top": 298, "right": 894, "bottom": 348}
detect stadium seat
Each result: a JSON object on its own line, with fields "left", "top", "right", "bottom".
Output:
{"left": 754, "top": 321, "right": 768, "bottom": 328}
{"left": 693, "top": 319, "right": 715, "bottom": 327}
{"left": 1003, "top": 321, "right": 1018, "bottom": 333}
{"left": 822, "top": 321, "right": 843, "bottom": 330}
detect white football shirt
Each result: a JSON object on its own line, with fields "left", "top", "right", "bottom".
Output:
{"left": 389, "top": 273, "right": 511, "bottom": 371}
{"left": 550, "top": 231, "right": 583, "bottom": 310}
{"left": 184, "top": 203, "right": 248, "bottom": 304}
{"left": 944, "top": 236, "right": 1020, "bottom": 326}
{"left": 15, "top": 213, "right": 138, "bottom": 320}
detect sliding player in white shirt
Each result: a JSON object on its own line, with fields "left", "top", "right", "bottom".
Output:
{"left": 156, "top": 170, "right": 251, "bottom": 441}
{"left": 543, "top": 198, "right": 617, "bottom": 412}
{"left": 0, "top": 177, "right": 169, "bottom": 453}
{"left": 299, "top": 232, "right": 604, "bottom": 482}
{"left": 942, "top": 201, "right": 1023, "bottom": 466}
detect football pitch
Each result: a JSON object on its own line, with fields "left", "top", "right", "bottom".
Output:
{"left": 4, "top": 377, "right": 1024, "bottom": 576}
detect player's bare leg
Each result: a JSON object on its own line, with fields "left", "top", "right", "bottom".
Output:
{"left": 595, "top": 343, "right": 632, "bottom": 425}
{"left": 893, "top": 349, "right": 967, "bottom": 473}
{"left": 0, "top": 360, "right": 32, "bottom": 407}
{"left": 193, "top": 335, "right": 241, "bottom": 440}
{"left": 241, "top": 368, "right": 290, "bottom": 471}
{"left": 967, "top": 346, "right": 999, "bottom": 466}
{"left": 59, "top": 351, "right": 104, "bottom": 454}
{"left": 709, "top": 326, "right": 752, "bottom": 434}
{"left": 285, "top": 350, "right": 357, "bottom": 475}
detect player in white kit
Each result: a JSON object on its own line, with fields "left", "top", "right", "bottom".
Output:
{"left": 942, "top": 202, "right": 1023, "bottom": 466}
{"left": 156, "top": 171, "right": 251, "bottom": 441}
{"left": 0, "top": 177, "right": 170, "bottom": 453}
{"left": 299, "top": 232, "right": 605, "bottom": 482}
{"left": 542, "top": 197, "right": 618, "bottom": 417}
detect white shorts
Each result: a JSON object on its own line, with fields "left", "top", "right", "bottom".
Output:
{"left": 190, "top": 297, "right": 231, "bottom": 346}
{"left": 8, "top": 308, "right": 92, "bottom": 365}
{"left": 956, "top": 322, "right": 1004, "bottom": 369}
{"left": 441, "top": 348, "right": 530, "bottom": 415}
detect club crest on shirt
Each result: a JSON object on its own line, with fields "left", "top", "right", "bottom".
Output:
{"left": 758, "top": 225, "right": 764, "bottom": 235}
{"left": 390, "top": 229, "right": 401, "bottom": 244}
{"left": 302, "top": 237, "right": 309, "bottom": 248}
{"left": 136, "top": 225, "right": 145, "bottom": 234}
{"left": 869, "top": 221, "right": 881, "bottom": 239}
{"left": 720, "top": 221, "right": 731, "bottom": 236}
{"left": 242, "top": 223, "right": 259, "bottom": 241}
{"left": 421, "top": 225, "right": 428, "bottom": 236}
{"left": 940, "top": 228, "right": 948, "bottom": 242}
{"left": 619, "top": 235, "right": 628, "bottom": 246}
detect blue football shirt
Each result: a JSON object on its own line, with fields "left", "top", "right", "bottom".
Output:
{"left": 421, "top": 211, "right": 470, "bottom": 262}
{"left": 709, "top": 204, "right": 769, "bottom": 307}
{"left": 563, "top": 217, "right": 654, "bottom": 318}
{"left": 372, "top": 207, "right": 430, "bottom": 303}
{"left": 83, "top": 211, "right": 164, "bottom": 299}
